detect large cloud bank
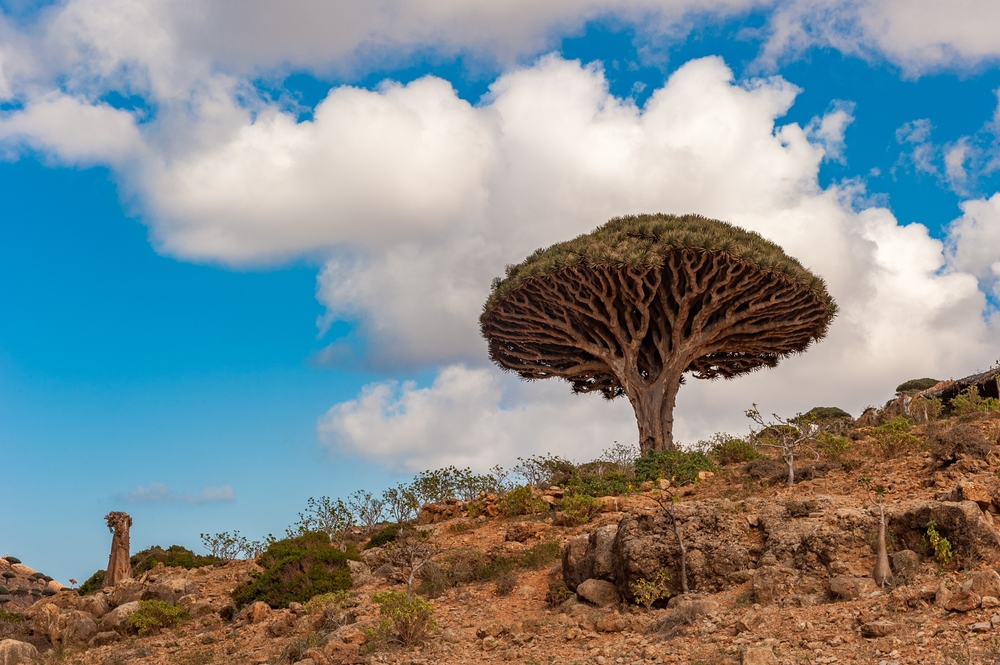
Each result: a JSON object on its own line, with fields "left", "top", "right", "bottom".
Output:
{"left": 0, "top": 1, "right": 999, "bottom": 471}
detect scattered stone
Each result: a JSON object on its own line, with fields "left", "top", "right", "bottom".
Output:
{"left": 322, "top": 640, "right": 360, "bottom": 665}
{"left": 516, "top": 585, "right": 538, "bottom": 599}
{"left": 935, "top": 582, "right": 953, "bottom": 607}
{"left": 742, "top": 647, "right": 778, "bottom": 665}
{"left": 88, "top": 631, "right": 121, "bottom": 648}
{"left": 984, "top": 596, "right": 1000, "bottom": 609}
{"left": 476, "top": 623, "right": 507, "bottom": 639}
{"left": 861, "top": 620, "right": 897, "bottom": 638}
{"left": 332, "top": 625, "right": 366, "bottom": 645}
{"left": 962, "top": 569, "right": 1000, "bottom": 599}
{"left": 595, "top": 612, "right": 625, "bottom": 632}
{"left": 735, "top": 612, "right": 762, "bottom": 634}
{"left": 944, "top": 590, "right": 982, "bottom": 612}
{"left": 247, "top": 601, "right": 271, "bottom": 624}
{"left": 482, "top": 636, "right": 499, "bottom": 651}
{"left": 972, "top": 622, "right": 992, "bottom": 633}
{"left": 576, "top": 579, "right": 618, "bottom": 607}
{"left": 888, "top": 550, "right": 921, "bottom": 575}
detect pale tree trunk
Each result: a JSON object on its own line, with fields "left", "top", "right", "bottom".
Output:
{"left": 872, "top": 504, "right": 892, "bottom": 587}
{"left": 628, "top": 370, "right": 683, "bottom": 454}
{"left": 103, "top": 512, "right": 133, "bottom": 588}
{"left": 669, "top": 503, "right": 689, "bottom": 594}
{"left": 785, "top": 452, "right": 795, "bottom": 487}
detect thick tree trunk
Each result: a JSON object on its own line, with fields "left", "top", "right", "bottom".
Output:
{"left": 629, "top": 371, "right": 682, "bottom": 455}
{"left": 786, "top": 452, "right": 795, "bottom": 487}
{"left": 872, "top": 504, "right": 892, "bottom": 587}
{"left": 103, "top": 513, "right": 133, "bottom": 588}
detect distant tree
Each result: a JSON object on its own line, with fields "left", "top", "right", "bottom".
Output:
{"left": 103, "top": 511, "right": 133, "bottom": 588}
{"left": 481, "top": 214, "right": 836, "bottom": 453}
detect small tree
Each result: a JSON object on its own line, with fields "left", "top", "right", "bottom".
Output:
{"left": 288, "top": 496, "right": 355, "bottom": 546}
{"left": 746, "top": 406, "right": 824, "bottom": 487}
{"left": 859, "top": 476, "right": 892, "bottom": 587}
{"left": 382, "top": 529, "right": 438, "bottom": 598}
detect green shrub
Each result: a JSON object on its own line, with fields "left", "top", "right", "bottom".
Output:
{"left": 634, "top": 450, "right": 715, "bottom": 485}
{"left": 127, "top": 600, "right": 189, "bottom": 635}
{"left": 230, "top": 531, "right": 352, "bottom": 609}
{"left": 951, "top": 385, "right": 999, "bottom": 417}
{"left": 558, "top": 492, "right": 600, "bottom": 526}
{"left": 815, "top": 432, "right": 851, "bottom": 460}
{"left": 926, "top": 521, "right": 953, "bottom": 565}
{"left": 497, "top": 484, "right": 549, "bottom": 517}
{"left": 562, "top": 472, "right": 632, "bottom": 497}
{"left": 545, "top": 580, "right": 573, "bottom": 607}
{"left": 870, "top": 416, "right": 923, "bottom": 459}
{"left": 131, "top": 545, "right": 220, "bottom": 575}
{"left": 365, "top": 524, "right": 404, "bottom": 550}
{"left": 78, "top": 570, "right": 105, "bottom": 596}
{"left": 896, "top": 378, "right": 940, "bottom": 394}
{"left": 630, "top": 568, "right": 671, "bottom": 610}
{"left": 0, "top": 610, "right": 24, "bottom": 624}
{"left": 708, "top": 437, "right": 763, "bottom": 465}
{"left": 303, "top": 590, "right": 355, "bottom": 614}
{"left": 369, "top": 590, "right": 437, "bottom": 647}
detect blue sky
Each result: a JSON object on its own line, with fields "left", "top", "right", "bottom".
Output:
{"left": 2, "top": 1, "right": 1000, "bottom": 584}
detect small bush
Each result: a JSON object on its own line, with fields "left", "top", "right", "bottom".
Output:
{"left": 870, "top": 416, "right": 923, "bottom": 459}
{"left": 562, "top": 472, "right": 632, "bottom": 497}
{"left": 281, "top": 633, "right": 324, "bottom": 662}
{"left": 896, "top": 378, "right": 940, "bottom": 394}
{"left": 370, "top": 590, "right": 437, "bottom": 647}
{"left": 558, "top": 492, "right": 599, "bottom": 526}
{"left": 815, "top": 432, "right": 851, "bottom": 461}
{"left": 708, "top": 437, "right": 763, "bottom": 465}
{"left": 951, "top": 386, "right": 999, "bottom": 417}
{"left": 630, "top": 568, "right": 671, "bottom": 610}
{"left": 78, "top": 570, "right": 106, "bottom": 596}
{"left": 495, "top": 571, "right": 518, "bottom": 596}
{"left": 520, "top": 541, "right": 561, "bottom": 569}
{"left": 929, "top": 423, "right": 993, "bottom": 465}
{"left": 634, "top": 450, "right": 715, "bottom": 485}
{"left": 927, "top": 521, "right": 953, "bottom": 566}
{"left": 497, "top": 485, "right": 549, "bottom": 517}
{"left": 365, "top": 524, "right": 404, "bottom": 550}
{"left": 545, "top": 580, "right": 573, "bottom": 607}
{"left": 303, "top": 590, "right": 354, "bottom": 614}
{"left": 131, "top": 545, "right": 220, "bottom": 575}
{"left": 127, "top": 600, "right": 189, "bottom": 635}
{"left": 512, "top": 454, "right": 577, "bottom": 487}
{"left": 231, "top": 531, "right": 352, "bottom": 609}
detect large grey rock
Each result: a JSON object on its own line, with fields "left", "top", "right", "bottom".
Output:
{"left": 106, "top": 580, "right": 144, "bottom": 607}
{"left": 889, "top": 550, "right": 921, "bottom": 576}
{"left": 88, "top": 631, "right": 121, "bottom": 648}
{"left": 78, "top": 594, "right": 110, "bottom": 619}
{"left": 49, "top": 610, "right": 97, "bottom": 648}
{"left": 562, "top": 526, "right": 618, "bottom": 591}
{"left": 752, "top": 566, "right": 824, "bottom": 606}
{"left": 0, "top": 639, "right": 38, "bottom": 665}
{"left": 562, "top": 535, "right": 590, "bottom": 591}
{"left": 576, "top": 579, "right": 618, "bottom": 607}
{"left": 142, "top": 577, "right": 189, "bottom": 604}
{"left": 98, "top": 601, "right": 141, "bottom": 634}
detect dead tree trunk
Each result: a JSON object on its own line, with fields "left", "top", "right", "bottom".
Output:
{"left": 667, "top": 499, "right": 689, "bottom": 594}
{"left": 103, "top": 512, "right": 133, "bottom": 588}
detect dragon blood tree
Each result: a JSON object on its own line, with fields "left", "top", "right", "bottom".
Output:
{"left": 480, "top": 214, "right": 837, "bottom": 453}
{"left": 103, "top": 511, "right": 133, "bottom": 587}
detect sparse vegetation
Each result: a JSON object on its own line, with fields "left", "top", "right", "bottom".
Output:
{"left": 132, "top": 545, "right": 220, "bottom": 574}
{"left": 896, "top": 378, "right": 940, "bottom": 393}
{"left": 927, "top": 521, "right": 953, "bottom": 566}
{"left": 497, "top": 484, "right": 549, "bottom": 517}
{"left": 367, "top": 590, "right": 437, "bottom": 648}
{"left": 630, "top": 568, "right": 671, "bottom": 610}
{"left": 78, "top": 569, "right": 106, "bottom": 596}
{"left": 870, "top": 415, "right": 924, "bottom": 459}
{"left": 950, "top": 385, "right": 999, "bottom": 417}
{"left": 127, "top": 600, "right": 189, "bottom": 635}
{"left": 558, "top": 491, "right": 600, "bottom": 526}
{"left": 634, "top": 450, "right": 714, "bottom": 485}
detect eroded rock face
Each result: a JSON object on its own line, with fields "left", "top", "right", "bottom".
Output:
{"left": 576, "top": 579, "right": 618, "bottom": 607}
{"left": 890, "top": 500, "right": 1000, "bottom": 561}
{"left": 752, "top": 566, "right": 825, "bottom": 607}
{"left": 98, "top": 601, "right": 141, "bottom": 634}
{"left": 49, "top": 609, "right": 98, "bottom": 648}
{"left": 0, "top": 639, "right": 39, "bottom": 665}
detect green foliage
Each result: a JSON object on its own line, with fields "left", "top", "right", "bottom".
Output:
{"left": 558, "top": 492, "right": 600, "bottom": 526}
{"left": 634, "top": 450, "right": 715, "bottom": 485}
{"left": 484, "top": 214, "right": 837, "bottom": 323}
{"left": 199, "top": 531, "right": 274, "bottom": 560}
{"left": 927, "top": 521, "right": 953, "bottom": 565}
{"left": 303, "top": 590, "right": 354, "bottom": 615}
{"left": 497, "top": 484, "right": 549, "bottom": 517}
{"left": 815, "top": 432, "right": 852, "bottom": 460}
{"left": 800, "top": 406, "right": 853, "bottom": 420}
{"left": 702, "top": 434, "right": 763, "bottom": 465}
{"left": 78, "top": 570, "right": 105, "bottom": 596}
{"left": 409, "top": 466, "right": 507, "bottom": 503}
{"left": 127, "top": 600, "right": 189, "bottom": 635}
{"left": 909, "top": 395, "right": 943, "bottom": 422}
{"left": 512, "top": 454, "right": 576, "bottom": 487}
{"left": 382, "top": 484, "right": 420, "bottom": 524}
{"left": 365, "top": 524, "right": 404, "bottom": 550}
{"left": 369, "top": 590, "right": 437, "bottom": 647}
{"left": 630, "top": 568, "right": 671, "bottom": 610}
{"left": 131, "top": 545, "right": 220, "bottom": 575}
{"left": 951, "top": 386, "right": 1000, "bottom": 417}
{"left": 896, "top": 378, "right": 940, "bottom": 393}
{"left": 519, "top": 541, "right": 561, "bottom": 569}
{"left": 230, "top": 532, "right": 352, "bottom": 609}
{"left": 870, "top": 416, "right": 924, "bottom": 459}
{"left": 561, "top": 472, "right": 632, "bottom": 497}
{"left": 0, "top": 610, "right": 24, "bottom": 624}
{"left": 287, "top": 496, "right": 354, "bottom": 544}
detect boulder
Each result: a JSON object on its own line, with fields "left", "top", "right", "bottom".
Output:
{"left": 246, "top": 601, "right": 271, "bottom": 624}
{"left": 889, "top": 550, "right": 921, "bottom": 576}
{"left": 576, "top": 579, "right": 618, "bottom": 607}
{"left": 98, "top": 601, "right": 141, "bottom": 634}
{"left": 595, "top": 612, "right": 625, "bottom": 632}
{"left": 88, "top": 631, "right": 121, "bottom": 648}
{"left": 944, "top": 590, "right": 981, "bottom": 612}
{"left": 332, "top": 624, "right": 366, "bottom": 645}
{"left": 561, "top": 536, "right": 590, "bottom": 591}
{"left": 562, "top": 526, "right": 618, "bottom": 592}
{"left": 78, "top": 594, "right": 110, "bottom": 619}
{"left": 0, "top": 639, "right": 38, "bottom": 665}
{"left": 49, "top": 610, "right": 98, "bottom": 648}
{"left": 323, "top": 640, "right": 360, "bottom": 665}
{"left": 956, "top": 481, "right": 992, "bottom": 511}
{"left": 742, "top": 647, "right": 778, "bottom": 665}
{"left": 962, "top": 569, "right": 1000, "bottom": 599}
{"left": 829, "top": 576, "right": 878, "bottom": 601}
{"left": 346, "top": 560, "right": 373, "bottom": 587}
{"left": 861, "top": 620, "right": 897, "bottom": 638}
{"left": 142, "top": 577, "right": 189, "bottom": 604}
{"left": 890, "top": 501, "right": 1000, "bottom": 561}
{"left": 28, "top": 603, "right": 60, "bottom": 639}
{"left": 106, "top": 580, "right": 145, "bottom": 607}
{"left": 752, "top": 567, "right": 824, "bottom": 606}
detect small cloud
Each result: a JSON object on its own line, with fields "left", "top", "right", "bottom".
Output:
{"left": 806, "top": 100, "right": 855, "bottom": 163}
{"left": 117, "top": 482, "right": 234, "bottom": 505}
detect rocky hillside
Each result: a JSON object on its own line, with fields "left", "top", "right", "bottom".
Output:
{"left": 3, "top": 408, "right": 1000, "bottom": 665}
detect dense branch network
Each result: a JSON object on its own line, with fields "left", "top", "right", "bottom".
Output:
{"left": 482, "top": 248, "right": 831, "bottom": 396}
